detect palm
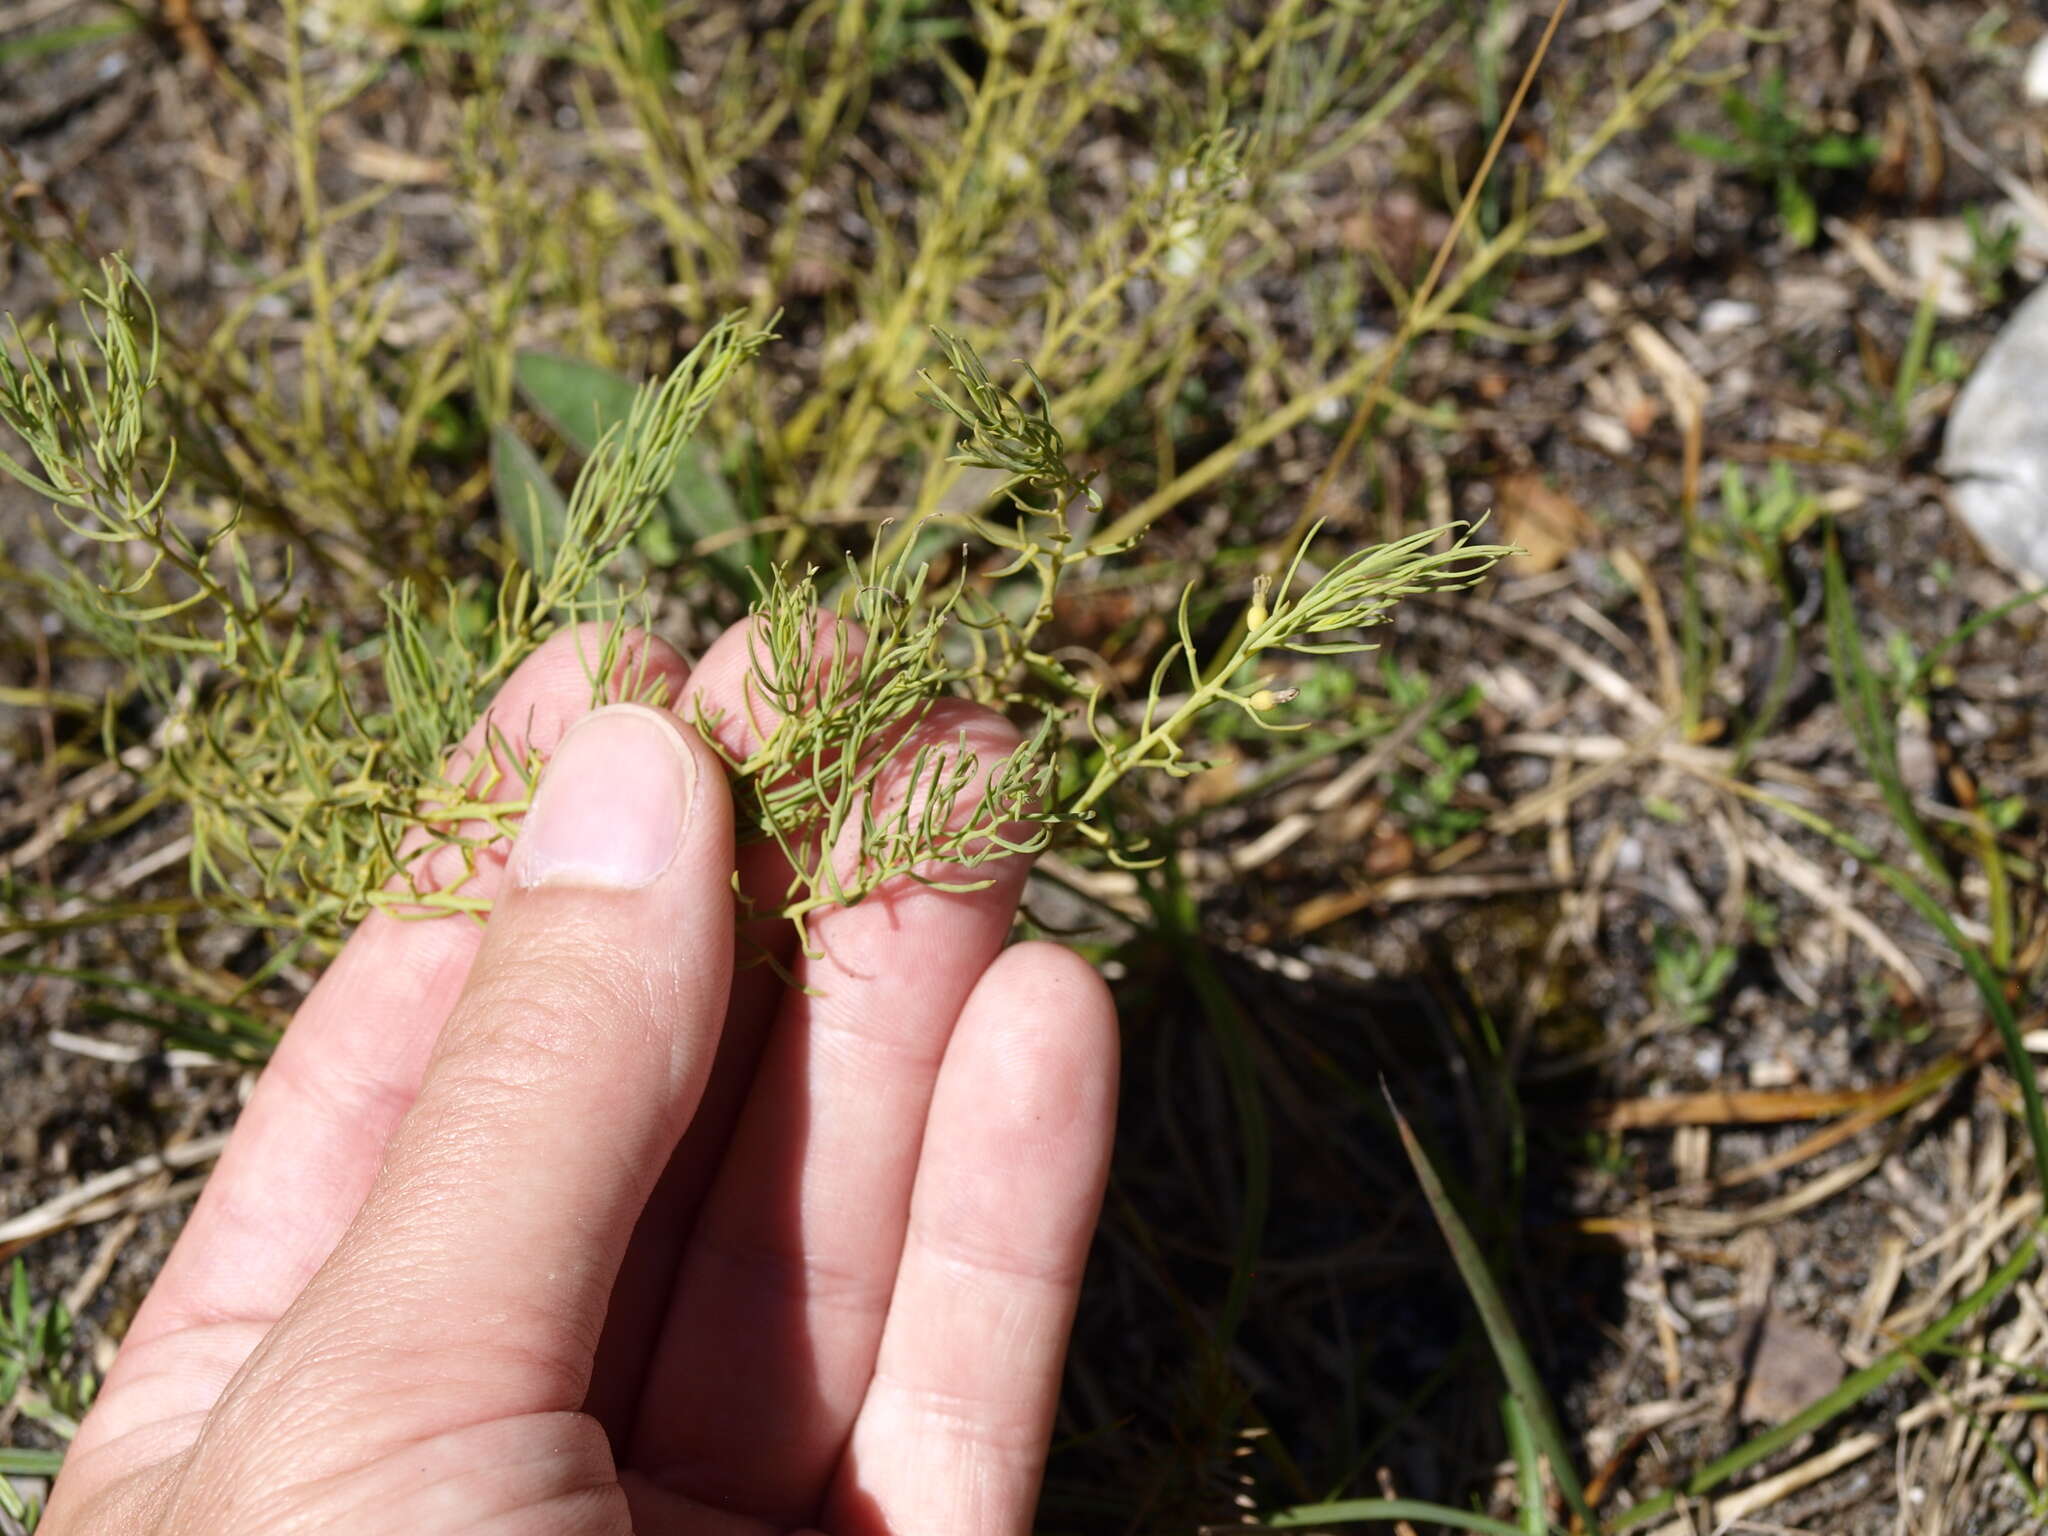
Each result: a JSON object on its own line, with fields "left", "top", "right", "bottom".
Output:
{"left": 45, "top": 623, "right": 1116, "bottom": 1536}
{"left": 591, "top": 824, "right": 1105, "bottom": 1535}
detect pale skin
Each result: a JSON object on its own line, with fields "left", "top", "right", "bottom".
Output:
{"left": 42, "top": 616, "right": 1119, "bottom": 1536}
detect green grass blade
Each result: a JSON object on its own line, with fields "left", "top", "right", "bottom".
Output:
{"left": 77, "top": 1001, "right": 274, "bottom": 1065}
{"left": 0, "top": 960, "right": 276, "bottom": 1040}
{"left": 0, "top": 17, "right": 138, "bottom": 66}
{"left": 1733, "top": 576, "right": 1799, "bottom": 769}
{"left": 0, "top": 1447, "right": 61, "bottom": 1477}
{"left": 1384, "top": 1089, "right": 1591, "bottom": 1528}
{"left": 513, "top": 350, "right": 759, "bottom": 596}
{"left": 1500, "top": 1395, "right": 1546, "bottom": 1535}
{"left": 1268, "top": 1497, "right": 1541, "bottom": 1535}
{"left": 1900, "top": 1355, "right": 2044, "bottom": 1511}
{"left": 9, "top": 1259, "right": 28, "bottom": 1338}
{"left": 1157, "top": 871, "right": 1270, "bottom": 1356}
{"left": 1901, "top": 584, "right": 2048, "bottom": 695}
{"left": 1821, "top": 527, "right": 1950, "bottom": 889}
{"left": 0, "top": 959, "right": 278, "bottom": 1064}
{"left": 1891, "top": 282, "right": 1939, "bottom": 432}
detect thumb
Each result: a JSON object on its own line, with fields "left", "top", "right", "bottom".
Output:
{"left": 245, "top": 703, "right": 735, "bottom": 1431}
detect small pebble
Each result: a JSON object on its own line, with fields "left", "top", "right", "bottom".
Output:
{"left": 1749, "top": 1056, "right": 1797, "bottom": 1089}
{"left": 1698, "top": 299, "right": 1760, "bottom": 335}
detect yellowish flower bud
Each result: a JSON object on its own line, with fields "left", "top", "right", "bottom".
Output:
{"left": 1248, "top": 685, "right": 1299, "bottom": 712}
{"left": 1246, "top": 575, "right": 1272, "bottom": 631}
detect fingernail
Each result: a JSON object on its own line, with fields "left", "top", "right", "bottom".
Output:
{"left": 512, "top": 705, "right": 697, "bottom": 891}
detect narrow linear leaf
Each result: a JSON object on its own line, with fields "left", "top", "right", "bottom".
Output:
{"left": 1268, "top": 1497, "right": 1538, "bottom": 1536}
{"left": 1775, "top": 170, "right": 1818, "bottom": 249}
{"left": 1821, "top": 527, "right": 1949, "bottom": 889}
{"left": 1903, "top": 584, "right": 2048, "bottom": 695}
{"left": 0, "top": 16, "right": 140, "bottom": 66}
{"left": 0, "top": 959, "right": 279, "bottom": 1064}
{"left": 8, "top": 1261, "right": 28, "bottom": 1339}
{"left": 1892, "top": 282, "right": 1939, "bottom": 426}
{"left": 1809, "top": 132, "right": 1879, "bottom": 170}
{"left": 1173, "top": 885, "right": 1269, "bottom": 1357}
{"left": 1500, "top": 1395, "right": 1548, "bottom": 1536}
{"left": 1384, "top": 1088, "right": 1592, "bottom": 1528}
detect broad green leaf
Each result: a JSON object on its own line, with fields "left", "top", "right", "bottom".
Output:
{"left": 513, "top": 350, "right": 641, "bottom": 457}
{"left": 489, "top": 424, "right": 570, "bottom": 581}
{"left": 514, "top": 350, "right": 760, "bottom": 597}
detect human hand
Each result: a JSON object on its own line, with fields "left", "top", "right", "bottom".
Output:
{"left": 43, "top": 619, "right": 1118, "bottom": 1536}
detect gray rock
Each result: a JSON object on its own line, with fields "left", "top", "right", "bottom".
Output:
{"left": 2029, "top": 34, "right": 2048, "bottom": 103}
{"left": 1941, "top": 282, "right": 2048, "bottom": 582}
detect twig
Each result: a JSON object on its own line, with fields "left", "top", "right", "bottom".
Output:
{"left": 1229, "top": 690, "right": 1439, "bottom": 873}
{"left": 0, "top": 1133, "right": 228, "bottom": 1250}
{"left": 1639, "top": 1385, "right": 1997, "bottom": 1536}
{"left": 1457, "top": 599, "right": 1664, "bottom": 728}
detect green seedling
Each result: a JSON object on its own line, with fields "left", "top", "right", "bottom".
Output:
{"left": 1677, "top": 69, "right": 1878, "bottom": 248}
{"left": 1958, "top": 205, "right": 2023, "bottom": 308}
{"left": 1651, "top": 928, "right": 1737, "bottom": 1028}
{"left": 0, "top": 1259, "right": 96, "bottom": 1445}
{"left": 1719, "top": 459, "right": 1820, "bottom": 763}
{"left": 1381, "top": 656, "right": 1486, "bottom": 850}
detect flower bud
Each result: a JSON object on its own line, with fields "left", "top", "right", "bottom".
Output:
{"left": 1246, "top": 574, "right": 1272, "bottom": 631}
